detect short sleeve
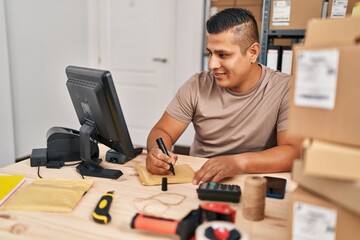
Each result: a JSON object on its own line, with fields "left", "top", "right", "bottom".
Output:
{"left": 277, "top": 81, "right": 290, "bottom": 132}
{"left": 165, "top": 74, "right": 200, "bottom": 124}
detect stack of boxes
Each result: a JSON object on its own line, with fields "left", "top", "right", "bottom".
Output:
{"left": 267, "top": 0, "right": 359, "bottom": 74}
{"left": 287, "top": 16, "right": 360, "bottom": 239}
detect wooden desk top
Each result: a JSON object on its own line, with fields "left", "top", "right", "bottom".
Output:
{"left": 0, "top": 146, "right": 297, "bottom": 240}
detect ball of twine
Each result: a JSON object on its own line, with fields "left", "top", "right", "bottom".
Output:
{"left": 242, "top": 176, "right": 267, "bottom": 221}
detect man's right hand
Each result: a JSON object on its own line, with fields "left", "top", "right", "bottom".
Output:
{"left": 146, "top": 146, "right": 178, "bottom": 175}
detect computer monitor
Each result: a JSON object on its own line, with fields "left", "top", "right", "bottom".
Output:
{"left": 66, "top": 65, "right": 142, "bottom": 179}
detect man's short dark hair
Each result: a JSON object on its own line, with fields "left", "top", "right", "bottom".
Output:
{"left": 206, "top": 8, "right": 259, "bottom": 55}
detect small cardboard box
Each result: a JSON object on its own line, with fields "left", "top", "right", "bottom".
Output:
{"left": 327, "top": 0, "right": 359, "bottom": 18}
{"left": 210, "top": 0, "right": 235, "bottom": 6}
{"left": 288, "top": 17, "right": 360, "bottom": 147}
{"left": 354, "top": 2, "right": 360, "bottom": 16}
{"left": 301, "top": 139, "right": 360, "bottom": 181}
{"left": 270, "top": 0, "right": 323, "bottom": 30}
{"left": 287, "top": 187, "right": 360, "bottom": 240}
{"left": 210, "top": 0, "right": 263, "bottom": 33}
{"left": 292, "top": 158, "right": 360, "bottom": 215}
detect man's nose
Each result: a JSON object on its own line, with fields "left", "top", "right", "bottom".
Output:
{"left": 208, "top": 56, "right": 220, "bottom": 70}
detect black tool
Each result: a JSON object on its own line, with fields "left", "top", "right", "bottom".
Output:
{"left": 197, "top": 182, "right": 241, "bottom": 203}
{"left": 92, "top": 191, "right": 114, "bottom": 224}
{"left": 162, "top": 177, "right": 168, "bottom": 191}
{"left": 156, "top": 138, "right": 175, "bottom": 175}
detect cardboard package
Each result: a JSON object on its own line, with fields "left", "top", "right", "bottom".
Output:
{"left": 210, "top": 0, "right": 234, "bottom": 5}
{"left": 288, "top": 17, "right": 360, "bottom": 147}
{"left": 353, "top": 1, "right": 360, "bottom": 16}
{"left": 301, "top": 139, "right": 360, "bottom": 181}
{"left": 287, "top": 187, "right": 360, "bottom": 240}
{"left": 270, "top": 0, "right": 324, "bottom": 30}
{"left": 292, "top": 159, "right": 360, "bottom": 215}
{"left": 210, "top": 0, "right": 263, "bottom": 31}
{"left": 327, "top": 0, "right": 359, "bottom": 18}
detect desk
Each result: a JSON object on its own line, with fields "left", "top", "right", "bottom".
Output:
{"left": 0, "top": 145, "right": 297, "bottom": 240}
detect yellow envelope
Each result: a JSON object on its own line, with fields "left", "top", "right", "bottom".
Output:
{"left": 1, "top": 179, "right": 93, "bottom": 212}
{"left": 135, "top": 164, "right": 195, "bottom": 186}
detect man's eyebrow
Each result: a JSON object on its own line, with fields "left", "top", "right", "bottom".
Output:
{"left": 206, "top": 48, "right": 230, "bottom": 54}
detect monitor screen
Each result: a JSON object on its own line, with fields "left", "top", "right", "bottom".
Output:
{"left": 66, "top": 65, "right": 142, "bottom": 179}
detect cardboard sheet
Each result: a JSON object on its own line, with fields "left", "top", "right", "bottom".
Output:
{"left": 135, "top": 164, "right": 195, "bottom": 186}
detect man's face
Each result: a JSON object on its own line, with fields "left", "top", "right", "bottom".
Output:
{"left": 206, "top": 30, "right": 254, "bottom": 93}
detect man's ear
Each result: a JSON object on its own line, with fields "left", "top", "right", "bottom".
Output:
{"left": 248, "top": 43, "right": 260, "bottom": 63}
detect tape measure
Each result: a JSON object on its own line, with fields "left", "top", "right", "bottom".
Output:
{"left": 92, "top": 191, "right": 114, "bottom": 224}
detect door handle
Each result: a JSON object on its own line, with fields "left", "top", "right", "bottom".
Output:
{"left": 152, "top": 58, "right": 167, "bottom": 63}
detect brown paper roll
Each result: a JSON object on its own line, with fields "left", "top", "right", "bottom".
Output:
{"left": 242, "top": 176, "right": 267, "bottom": 221}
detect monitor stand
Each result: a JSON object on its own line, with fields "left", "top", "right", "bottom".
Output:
{"left": 78, "top": 122, "right": 123, "bottom": 179}
{"left": 76, "top": 161, "right": 123, "bottom": 179}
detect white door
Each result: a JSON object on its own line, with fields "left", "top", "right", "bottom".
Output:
{"left": 98, "top": 0, "right": 176, "bottom": 147}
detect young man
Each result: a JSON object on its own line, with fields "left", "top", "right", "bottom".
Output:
{"left": 146, "top": 8, "right": 302, "bottom": 184}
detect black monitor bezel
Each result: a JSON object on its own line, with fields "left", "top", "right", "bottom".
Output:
{"left": 65, "top": 65, "right": 142, "bottom": 178}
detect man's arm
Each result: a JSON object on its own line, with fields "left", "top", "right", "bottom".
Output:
{"left": 146, "top": 112, "right": 189, "bottom": 175}
{"left": 192, "top": 131, "right": 303, "bottom": 184}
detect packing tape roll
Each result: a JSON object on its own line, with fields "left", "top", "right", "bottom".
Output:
{"left": 195, "top": 221, "right": 249, "bottom": 240}
{"left": 242, "top": 176, "right": 267, "bottom": 221}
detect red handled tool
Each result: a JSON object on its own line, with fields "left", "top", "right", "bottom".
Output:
{"left": 131, "top": 202, "right": 235, "bottom": 240}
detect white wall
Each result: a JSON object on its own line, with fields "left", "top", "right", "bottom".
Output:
{"left": 1, "top": 0, "right": 204, "bottom": 165}
{"left": 0, "top": 0, "right": 15, "bottom": 167}
{"left": 4, "top": 0, "right": 91, "bottom": 160}
{"left": 175, "top": 0, "right": 204, "bottom": 89}
{"left": 174, "top": 0, "right": 204, "bottom": 146}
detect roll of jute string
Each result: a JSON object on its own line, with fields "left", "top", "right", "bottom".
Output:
{"left": 242, "top": 176, "right": 267, "bottom": 221}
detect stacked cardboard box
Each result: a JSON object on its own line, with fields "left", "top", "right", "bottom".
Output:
{"left": 289, "top": 16, "right": 360, "bottom": 147}
{"left": 288, "top": 186, "right": 360, "bottom": 239}
{"left": 270, "top": 0, "right": 324, "bottom": 30}
{"left": 354, "top": 1, "right": 360, "bottom": 16}
{"left": 287, "top": 16, "right": 360, "bottom": 239}
{"left": 302, "top": 139, "right": 360, "bottom": 181}
{"left": 292, "top": 160, "right": 360, "bottom": 216}
{"left": 327, "top": 0, "right": 359, "bottom": 18}
{"left": 210, "top": 0, "right": 263, "bottom": 33}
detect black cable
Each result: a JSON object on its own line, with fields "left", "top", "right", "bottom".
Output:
{"left": 63, "top": 161, "right": 84, "bottom": 178}
{"left": 37, "top": 165, "right": 42, "bottom": 178}
{"left": 63, "top": 161, "right": 82, "bottom": 166}
{"left": 90, "top": 138, "right": 99, "bottom": 159}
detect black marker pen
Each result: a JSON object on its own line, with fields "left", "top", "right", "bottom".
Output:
{"left": 156, "top": 138, "right": 175, "bottom": 175}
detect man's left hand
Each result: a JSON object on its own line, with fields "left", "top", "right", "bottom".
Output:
{"left": 192, "top": 156, "right": 241, "bottom": 184}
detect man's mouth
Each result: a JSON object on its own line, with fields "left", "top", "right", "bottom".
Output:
{"left": 213, "top": 72, "right": 226, "bottom": 80}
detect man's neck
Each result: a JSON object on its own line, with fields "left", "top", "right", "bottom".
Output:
{"left": 229, "top": 63, "right": 262, "bottom": 93}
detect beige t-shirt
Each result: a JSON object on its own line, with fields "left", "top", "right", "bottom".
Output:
{"left": 166, "top": 64, "right": 290, "bottom": 158}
